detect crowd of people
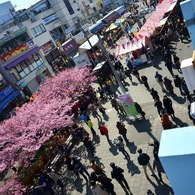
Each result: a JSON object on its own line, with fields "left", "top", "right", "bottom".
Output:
{"left": 31, "top": 1, "right": 194, "bottom": 195}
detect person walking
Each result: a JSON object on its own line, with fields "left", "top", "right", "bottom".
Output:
{"left": 155, "top": 71, "right": 165, "bottom": 92}
{"left": 98, "top": 174, "right": 116, "bottom": 195}
{"left": 163, "top": 95, "right": 175, "bottom": 118}
{"left": 137, "top": 148, "right": 155, "bottom": 178}
{"left": 132, "top": 67, "right": 141, "bottom": 82}
{"left": 134, "top": 102, "right": 146, "bottom": 120}
{"left": 181, "top": 79, "right": 191, "bottom": 102}
{"left": 98, "top": 124, "right": 111, "bottom": 143}
{"left": 110, "top": 162, "right": 133, "bottom": 194}
{"left": 91, "top": 181, "right": 109, "bottom": 195}
{"left": 97, "top": 99, "right": 107, "bottom": 115}
{"left": 116, "top": 121, "right": 129, "bottom": 142}
{"left": 89, "top": 158, "right": 106, "bottom": 176}
{"left": 83, "top": 136, "right": 96, "bottom": 157}
{"left": 47, "top": 168, "right": 64, "bottom": 189}
{"left": 86, "top": 120, "right": 96, "bottom": 135}
{"left": 150, "top": 88, "right": 160, "bottom": 101}
{"left": 163, "top": 77, "right": 175, "bottom": 96}
{"left": 174, "top": 75, "right": 183, "bottom": 95}
{"left": 124, "top": 67, "right": 133, "bottom": 83}
{"left": 71, "top": 156, "right": 90, "bottom": 181}
{"left": 154, "top": 98, "right": 164, "bottom": 116}
{"left": 141, "top": 75, "right": 150, "bottom": 90}
{"left": 165, "top": 61, "right": 175, "bottom": 77}
{"left": 114, "top": 136, "right": 130, "bottom": 159}
{"left": 88, "top": 103, "right": 102, "bottom": 122}
{"left": 173, "top": 54, "right": 181, "bottom": 73}
{"left": 111, "top": 98, "right": 120, "bottom": 114}
{"left": 160, "top": 110, "right": 172, "bottom": 129}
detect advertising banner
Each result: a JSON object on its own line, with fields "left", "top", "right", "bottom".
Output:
{"left": 73, "top": 53, "right": 91, "bottom": 67}
{"left": 118, "top": 94, "right": 138, "bottom": 116}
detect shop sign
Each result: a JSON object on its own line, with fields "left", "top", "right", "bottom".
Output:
{"left": 41, "top": 40, "right": 55, "bottom": 54}
{"left": 26, "top": 39, "right": 35, "bottom": 48}
{"left": 43, "top": 14, "right": 58, "bottom": 25}
{"left": 73, "top": 53, "right": 91, "bottom": 67}
{"left": 36, "top": 64, "right": 47, "bottom": 75}
{"left": 65, "top": 27, "right": 74, "bottom": 34}
{"left": 62, "top": 39, "right": 78, "bottom": 55}
{"left": 0, "top": 85, "right": 14, "bottom": 102}
{"left": 16, "top": 79, "right": 25, "bottom": 86}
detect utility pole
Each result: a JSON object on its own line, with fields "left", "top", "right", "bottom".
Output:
{"left": 96, "top": 33, "right": 126, "bottom": 94}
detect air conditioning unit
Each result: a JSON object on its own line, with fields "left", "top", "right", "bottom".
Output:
{"left": 30, "top": 17, "right": 36, "bottom": 22}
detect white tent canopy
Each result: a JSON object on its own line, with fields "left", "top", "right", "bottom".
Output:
{"left": 166, "top": 0, "right": 177, "bottom": 13}
{"left": 158, "top": 16, "right": 168, "bottom": 27}
{"left": 79, "top": 35, "right": 100, "bottom": 50}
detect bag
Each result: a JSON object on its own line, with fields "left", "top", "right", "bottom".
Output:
{"left": 100, "top": 130, "right": 105, "bottom": 135}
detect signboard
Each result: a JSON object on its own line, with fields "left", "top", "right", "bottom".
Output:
{"left": 118, "top": 94, "right": 138, "bottom": 116}
{"left": 73, "top": 53, "right": 91, "bottom": 67}
{"left": 62, "top": 39, "right": 78, "bottom": 55}
{"left": 0, "top": 85, "right": 14, "bottom": 102}
{"left": 41, "top": 40, "right": 55, "bottom": 54}
{"left": 43, "top": 14, "right": 58, "bottom": 25}
{"left": 36, "top": 64, "right": 47, "bottom": 75}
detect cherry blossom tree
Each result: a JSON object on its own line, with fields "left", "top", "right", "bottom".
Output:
{"left": 0, "top": 67, "right": 95, "bottom": 194}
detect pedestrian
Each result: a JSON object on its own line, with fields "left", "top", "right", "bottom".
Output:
{"left": 83, "top": 136, "right": 96, "bottom": 157}
{"left": 160, "top": 110, "right": 172, "bottom": 130}
{"left": 86, "top": 120, "right": 96, "bottom": 135}
{"left": 124, "top": 67, "right": 133, "bottom": 83}
{"left": 71, "top": 156, "right": 90, "bottom": 181}
{"left": 154, "top": 98, "right": 164, "bottom": 116}
{"left": 114, "top": 136, "right": 130, "bottom": 159}
{"left": 88, "top": 103, "right": 102, "bottom": 122}
{"left": 173, "top": 54, "right": 181, "bottom": 73}
{"left": 174, "top": 75, "right": 183, "bottom": 95}
{"left": 181, "top": 79, "right": 191, "bottom": 102}
{"left": 132, "top": 67, "right": 141, "bottom": 82}
{"left": 64, "top": 155, "right": 78, "bottom": 176}
{"left": 36, "top": 171, "right": 55, "bottom": 195}
{"left": 155, "top": 71, "right": 165, "bottom": 92}
{"left": 97, "top": 87, "right": 105, "bottom": 99}
{"left": 91, "top": 181, "right": 108, "bottom": 195}
{"left": 97, "top": 99, "right": 106, "bottom": 114}
{"left": 98, "top": 124, "right": 111, "bottom": 143}
{"left": 116, "top": 99, "right": 126, "bottom": 115}
{"left": 141, "top": 75, "right": 150, "bottom": 90}
{"left": 165, "top": 61, "right": 175, "bottom": 77}
{"left": 164, "top": 48, "right": 172, "bottom": 64}
{"left": 163, "top": 77, "right": 175, "bottom": 96}
{"left": 110, "top": 162, "right": 133, "bottom": 194}
{"left": 116, "top": 121, "right": 129, "bottom": 142}
{"left": 137, "top": 148, "right": 155, "bottom": 178}
{"left": 134, "top": 102, "right": 146, "bottom": 120}
{"left": 89, "top": 158, "right": 106, "bottom": 176}
{"left": 111, "top": 98, "right": 120, "bottom": 114}
{"left": 163, "top": 95, "right": 175, "bottom": 118}
{"left": 150, "top": 88, "right": 160, "bottom": 101}
{"left": 98, "top": 174, "right": 116, "bottom": 195}
{"left": 105, "top": 83, "right": 113, "bottom": 98}
{"left": 47, "top": 168, "right": 64, "bottom": 189}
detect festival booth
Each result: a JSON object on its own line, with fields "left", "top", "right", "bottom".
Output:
{"left": 115, "top": 35, "right": 152, "bottom": 66}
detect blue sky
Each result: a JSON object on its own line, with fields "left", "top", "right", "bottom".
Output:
{"left": 0, "top": 0, "right": 40, "bottom": 10}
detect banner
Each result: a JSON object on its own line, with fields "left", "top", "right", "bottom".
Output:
{"left": 118, "top": 94, "right": 138, "bottom": 116}
{"left": 73, "top": 53, "right": 91, "bottom": 67}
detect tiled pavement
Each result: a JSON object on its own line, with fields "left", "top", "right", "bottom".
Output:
{"left": 56, "top": 39, "right": 194, "bottom": 195}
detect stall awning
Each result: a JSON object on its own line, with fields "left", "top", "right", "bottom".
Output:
{"left": 105, "top": 23, "right": 119, "bottom": 32}
{"left": 158, "top": 16, "right": 168, "bottom": 27}
{"left": 0, "top": 91, "right": 20, "bottom": 112}
{"left": 93, "top": 61, "right": 105, "bottom": 71}
{"left": 115, "top": 35, "right": 147, "bottom": 56}
{"left": 79, "top": 35, "right": 101, "bottom": 50}
{"left": 5, "top": 46, "right": 41, "bottom": 70}
{"left": 166, "top": 0, "right": 177, "bottom": 13}
{"left": 137, "top": 0, "right": 175, "bottom": 37}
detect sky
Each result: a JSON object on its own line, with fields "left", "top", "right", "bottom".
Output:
{"left": 0, "top": 0, "right": 40, "bottom": 10}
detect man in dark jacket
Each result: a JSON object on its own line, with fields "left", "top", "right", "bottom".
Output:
{"left": 141, "top": 75, "right": 150, "bottom": 90}
{"left": 110, "top": 163, "right": 133, "bottom": 194}
{"left": 137, "top": 149, "right": 155, "bottom": 178}
{"left": 174, "top": 75, "right": 182, "bottom": 94}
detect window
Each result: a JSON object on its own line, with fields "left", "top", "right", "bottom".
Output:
{"left": 13, "top": 52, "right": 44, "bottom": 78}
{"left": 31, "top": 24, "right": 46, "bottom": 37}
{"left": 63, "top": 0, "right": 74, "bottom": 15}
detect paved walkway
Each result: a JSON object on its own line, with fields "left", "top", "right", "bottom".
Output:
{"left": 53, "top": 38, "right": 194, "bottom": 195}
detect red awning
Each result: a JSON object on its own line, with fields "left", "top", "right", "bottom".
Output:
{"left": 137, "top": 0, "right": 175, "bottom": 37}
{"left": 115, "top": 35, "right": 146, "bottom": 56}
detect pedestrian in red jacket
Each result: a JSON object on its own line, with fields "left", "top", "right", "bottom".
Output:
{"left": 98, "top": 124, "right": 111, "bottom": 143}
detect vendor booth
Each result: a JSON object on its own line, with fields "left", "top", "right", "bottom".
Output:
{"left": 115, "top": 35, "right": 152, "bottom": 66}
